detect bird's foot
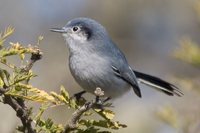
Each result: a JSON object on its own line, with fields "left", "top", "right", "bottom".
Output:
{"left": 94, "top": 96, "right": 111, "bottom": 110}
{"left": 71, "top": 91, "right": 86, "bottom": 101}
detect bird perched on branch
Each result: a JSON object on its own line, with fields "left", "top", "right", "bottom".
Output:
{"left": 50, "top": 17, "right": 183, "bottom": 99}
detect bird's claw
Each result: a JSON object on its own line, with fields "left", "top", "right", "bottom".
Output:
{"left": 71, "top": 91, "right": 86, "bottom": 101}
{"left": 94, "top": 96, "right": 111, "bottom": 110}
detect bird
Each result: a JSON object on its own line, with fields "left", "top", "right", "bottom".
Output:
{"left": 50, "top": 17, "right": 183, "bottom": 99}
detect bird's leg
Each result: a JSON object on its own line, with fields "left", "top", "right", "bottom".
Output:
{"left": 94, "top": 96, "right": 111, "bottom": 110}
{"left": 94, "top": 96, "right": 103, "bottom": 109}
{"left": 72, "top": 91, "right": 86, "bottom": 101}
{"left": 95, "top": 96, "right": 100, "bottom": 103}
{"left": 93, "top": 88, "right": 112, "bottom": 109}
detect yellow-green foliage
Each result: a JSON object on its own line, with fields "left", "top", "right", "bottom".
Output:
{"left": 0, "top": 27, "right": 127, "bottom": 133}
{"left": 173, "top": 37, "right": 200, "bottom": 67}
{"left": 0, "top": 26, "right": 14, "bottom": 46}
{"left": 194, "top": 1, "right": 200, "bottom": 23}
{"left": 155, "top": 105, "right": 178, "bottom": 129}
{"left": 156, "top": 2, "right": 200, "bottom": 132}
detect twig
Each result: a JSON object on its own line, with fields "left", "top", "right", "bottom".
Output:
{"left": 0, "top": 87, "right": 6, "bottom": 94}
{"left": 23, "top": 46, "right": 42, "bottom": 72}
{"left": 61, "top": 88, "right": 104, "bottom": 133}
{"left": 22, "top": 46, "right": 43, "bottom": 84}
{"left": 4, "top": 95, "right": 35, "bottom": 133}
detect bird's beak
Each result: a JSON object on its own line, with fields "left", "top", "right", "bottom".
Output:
{"left": 50, "top": 27, "right": 67, "bottom": 33}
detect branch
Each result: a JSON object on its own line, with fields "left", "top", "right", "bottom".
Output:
{"left": 4, "top": 95, "right": 35, "bottom": 133}
{"left": 23, "top": 46, "right": 42, "bottom": 72}
{"left": 62, "top": 101, "right": 95, "bottom": 133}
{"left": 1, "top": 47, "right": 42, "bottom": 133}
{"left": 22, "top": 46, "right": 43, "bottom": 84}
{"left": 61, "top": 88, "right": 105, "bottom": 133}
{"left": 0, "top": 87, "right": 6, "bottom": 94}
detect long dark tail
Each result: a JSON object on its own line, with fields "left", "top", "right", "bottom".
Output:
{"left": 133, "top": 70, "right": 183, "bottom": 96}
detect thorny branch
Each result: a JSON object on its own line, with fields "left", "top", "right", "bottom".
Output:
{"left": 62, "top": 102, "right": 95, "bottom": 133}
{"left": 1, "top": 46, "right": 42, "bottom": 133}
{"left": 62, "top": 88, "right": 105, "bottom": 133}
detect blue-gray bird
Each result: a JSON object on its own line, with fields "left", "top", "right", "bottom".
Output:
{"left": 50, "top": 18, "right": 183, "bottom": 99}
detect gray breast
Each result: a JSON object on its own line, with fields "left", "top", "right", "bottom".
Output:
{"left": 69, "top": 53, "right": 131, "bottom": 98}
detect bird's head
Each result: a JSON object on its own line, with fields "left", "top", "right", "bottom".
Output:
{"left": 50, "top": 18, "right": 109, "bottom": 44}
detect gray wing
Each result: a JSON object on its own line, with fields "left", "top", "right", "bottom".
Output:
{"left": 111, "top": 65, "right": 142, "bottom": 98}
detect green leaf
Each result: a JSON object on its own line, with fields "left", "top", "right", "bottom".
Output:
{"left": 79, "top": 119, "right": 127, "bottom": 130}
{"left": 37, "top": 36, "right": 44, "bottom": 45}
{"left": 45, "top": 118, "right": 54, "bottom": 129}
{"left": 83, "top": 111, "right": 93, "bottom": 116}
{"left": 50, "top": 91, "right": 68, "bottom": 104}
{"left": 36, "top": 119, "right": 45, "bottom": 127}
{"left": 35, "top": 104, "right": 49, "bottom": 122}
{"left": 94, "top": 109, "right": 115, "bottom": 120}
{"left": 0, "top": 57, "right": 16, "bottom": 69}
{"left": 60, "top": 86, "right": 70, "bottom": 102}
{"left": 0, "top": 78, "right": 3, "bottom": 87}
{"left": 97, "top": 131, "right": 111, "bottom": 133}
{"left": 0, "top": 26, "right": 14, "bottom": 46}
{"left": 0, "top": 42, "right": 37, "bottom": 58}
{"left": 12, "top": 70, "right": 35, "bottom": 85}
{"left": 69, "top": 98, "right": 78, "bottom": 109}
{"left": 35, "top": 117, "right": 63, "bottom": 133}
{"left": 0, "top": 68, "right": 10, "bottom": 85}
{"left": 16, "top": 125, "right": 25, "bottom": 132}
{"left": 0, "top": 57, "right": 6, "bottom": 64}
{"left": 77, "top": 126, "right": 101, "bottom": 133}
{"left": 6, "top": 83, "right": 55, "bottom": 103}
{"left": 19, "top": 53, "right": 25, "bottom": 60}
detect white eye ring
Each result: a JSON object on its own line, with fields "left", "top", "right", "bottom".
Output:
{"left": 72, "top": 26, "right": 80, "bottom": 32}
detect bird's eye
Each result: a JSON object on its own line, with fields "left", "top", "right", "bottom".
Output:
{"left": 72, "top": 26, "right": 79, "bottom": 32}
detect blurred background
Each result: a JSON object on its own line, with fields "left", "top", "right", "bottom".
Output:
{"left": 1, "top": 0, "right": 200, "bottom": 132}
